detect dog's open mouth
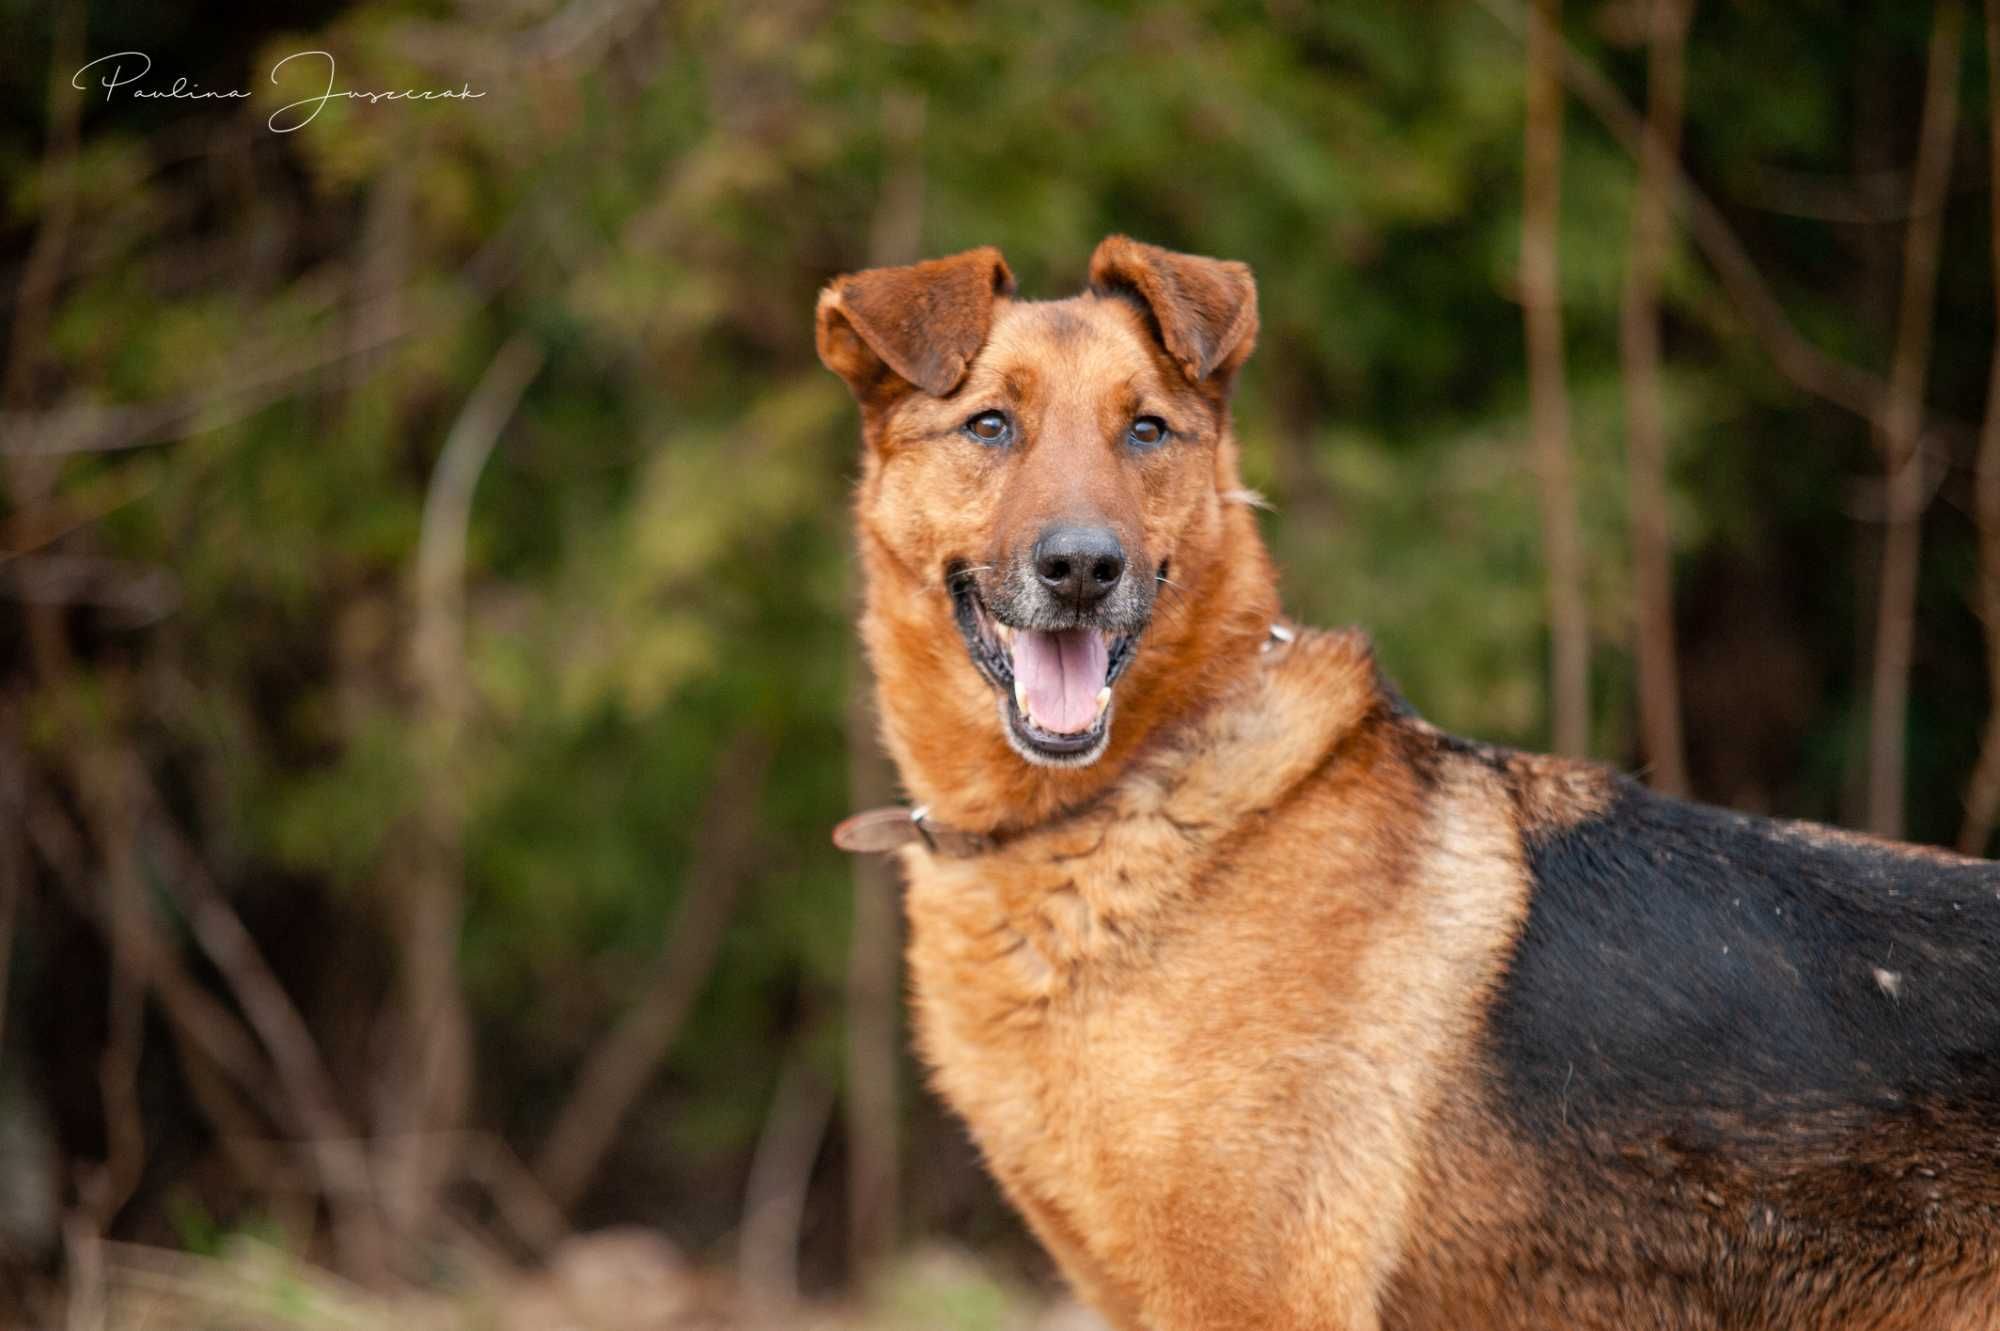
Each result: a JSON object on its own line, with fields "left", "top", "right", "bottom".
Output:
{"left": 951, "top": 576, "right": 1139, "bottom": 766}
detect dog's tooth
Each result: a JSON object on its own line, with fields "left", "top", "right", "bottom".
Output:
{"left": 1014, "top": 677, "right": 1029, "bottom": 717}
{"left": 1095, "top": 687, "right": 1111, "bottom": 716}
{"left": 996, "top": 624, "right": 1013, "bottom": 646}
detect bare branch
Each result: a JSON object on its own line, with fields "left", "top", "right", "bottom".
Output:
{"left": 1866, "top": 0, "right": 1962, "bottom": 838}
{"left": 378, "top": 332, "right": 542, "bottom": 1243}
{"left": 456, "top": 1133, "right": 569, "bottom": 1258}
{"left": 1963, "top": 0, "right": 2000, "bottom": 855}
{"left": 738, "top": 1051, "right": 835, "bottom": 1319}
{"left": 411, "top": 334, "right": 545, "bottom": 726}
{"left": 62, "top": 1212, "right": 105, "bottom": 1331}
{"left": 841, "top": 89, "right": 930, "bottom": 1286}
{"left": 69, "top": 754, "right": 151, "bottom": 1258}
{"left": 26, "top": 777, "right": 275, "bottom": 1100}
{"left": 535, "top": 736, "right": 768, "bottom": 1211}
{"left": 134, "top": 769, "right": 388, "bottom": 1276}
{"left": 25, "top": 734, "right": 359, "bottom": 1251}
{"left": 84, "top": 923, "right": 146, "bottom": 1242}
{"left": 0, "top": 556, "right": 181, "bottom": 626}
{"left": 1621, "top": 0, "right": 1694, "bottom": 795}
{"left": 1733, "top": 161, "right": 1925, "bottom": 225}
{"left": 843, "top": 674, "right": 903, "bottom": 1284}
{"left": 1522, "top": 0, "right": 1591, "bottom": 756}
{"left": 1471, "top": 0, "right": 1928, "bottom": 438}
{"left": 0, "top": 707, "right": 24, "bottom": 1057}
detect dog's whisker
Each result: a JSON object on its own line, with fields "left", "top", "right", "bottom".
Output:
{"left": 942, "top": 563, "right": 997, "bottom": 589}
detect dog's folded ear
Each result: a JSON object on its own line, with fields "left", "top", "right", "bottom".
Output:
{"left": 1087, "top": 235, "right": 1258, "bottom": 387}
{"left": 816, "top": 246, "right": 1016, "bottom": 402}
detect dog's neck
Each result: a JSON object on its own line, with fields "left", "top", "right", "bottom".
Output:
{"left": 858, "top": 492, "right": 1282, "bottom": 838}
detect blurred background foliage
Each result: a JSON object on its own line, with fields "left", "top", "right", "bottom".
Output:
{"left": 2, "top": 0, "right": 1998, "bottom": 1324}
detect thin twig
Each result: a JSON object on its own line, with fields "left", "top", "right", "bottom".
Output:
{"left": 738, "top": 1050, "right": 835, "bottom": 1319}
{"left": 26, "top": 777, "right": 276, "bottom": 1100}
{"left": 0, "top": 706, "right": 24, "bottom": 1056}
{"left": 1522, "top": 0, "right": 1591, "bottom": 756}
{"left": 843, "top": 670, "right": 903, "bottom": 1282}
{"left": 26, "top": 761, "right": 329, "bottom": 1238}
{"left": 62, "top": 1212, "right": 104, "bottom": 1331}
{"left": 455, "top": 1132, "right": 569, "bottom": 1258}
{"left": 1, "top": 466, "right": 164, "bottom": 558}
{"left": 170, "top": 1036, "right": 298, "bottom": 1195}
{"left": 0, "top": 556, "right": 181, "bottom": 626}
{"left": 1963, "top": 0, "right": 2000, "bottom": 855}
{"left": 843, "top": 89, "right": 929, "bottom": 1285}
{"left": 378, "top": 332, "right": 542, "bottom": 1244}
{"left": 1866, "top": 0, "right": 1962, "bottom": 838}
{"left": 87, "top": 954, "right": 145, "bottom": 1232}
{"left": 72, "top": 755, "right": 149, "bottom": 1248}
{"left": 411, "top": 335, "right": 544, "bottom": 728}
{"left": 135, "top": 768, "right": 388, "bottom": 1277}
{"left": 1620, "top": 0, "right": 1693, "bottom": 796}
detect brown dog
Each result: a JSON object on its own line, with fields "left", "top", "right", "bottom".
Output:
{"left": 815, "top": 238, "right": 2000, "bottom": 1330}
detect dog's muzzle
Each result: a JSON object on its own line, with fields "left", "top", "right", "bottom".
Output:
{"left": 949, "top": 545, "right": 1152, "bottom": 767}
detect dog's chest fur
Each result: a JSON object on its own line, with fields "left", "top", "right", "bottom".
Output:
{"left": 894, "top": 630, "right": 1531, "bottom": 1325}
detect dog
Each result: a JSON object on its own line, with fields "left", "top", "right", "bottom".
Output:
{"left": 815, "top": 237, "right": 2000, "bottom": 1330}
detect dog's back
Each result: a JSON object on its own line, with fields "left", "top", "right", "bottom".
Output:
{"left": 1392, "top": 757, "right": 2000, "bottom": 1329}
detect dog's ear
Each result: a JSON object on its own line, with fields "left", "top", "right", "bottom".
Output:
{"left": 1087, "top": 235, "right": 1257, "bottom": 388}
{"left": 816, "top": 246, "right": 1016, "bottom": 403}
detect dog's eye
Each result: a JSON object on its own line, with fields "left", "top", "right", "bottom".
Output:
{"left": 1127, "top": 417, "right": 1168, "bottom": 450}
{"left": 964, "top": 411, "right": 1012, "bottom": 446}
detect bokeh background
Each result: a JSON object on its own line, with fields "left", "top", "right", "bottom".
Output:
{"left": 4, "top": 0, "right": 2000, "bottom": 1325}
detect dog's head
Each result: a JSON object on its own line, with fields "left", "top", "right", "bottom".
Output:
{"left": 818, "top": 237, "right": 1277, "bottom": 824}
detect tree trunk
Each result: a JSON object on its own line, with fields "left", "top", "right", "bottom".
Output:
{"left": 1620, "top": 0, "right": 1693, "bottom": 795}
{"left": 1960, "top": 0, "right": 2000, "bottom": 854}
{"left": 1523, "top": 0, "right": 1591, "bottom": 756}
{"left": 843, "top": 88, "right": 929, "bottom": 1286}
{"left": 1865, "top": 0, "right": 1961, "bottom": 839}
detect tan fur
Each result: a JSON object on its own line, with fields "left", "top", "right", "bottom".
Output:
{"left": 902, "top": 631, "right": 1530, "bottom": 1329}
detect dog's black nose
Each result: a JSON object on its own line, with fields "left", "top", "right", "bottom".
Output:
{"left": 1033, "top": 525, "right": 1126, "bottom": 606}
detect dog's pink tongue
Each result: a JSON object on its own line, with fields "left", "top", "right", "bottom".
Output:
{"left": 1012, "top": 629, "right": 1109, "bottom": 734}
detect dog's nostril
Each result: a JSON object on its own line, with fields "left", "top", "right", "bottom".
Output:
{"left": 1090, "top": 556, "right": 1121, "bottom": 586}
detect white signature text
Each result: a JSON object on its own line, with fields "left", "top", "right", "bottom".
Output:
{"left": 71, "top": 50, "right": 484, "bottom": 133}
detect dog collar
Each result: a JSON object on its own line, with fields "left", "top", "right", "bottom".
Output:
{"left": 834, "top": 622, "right": 1296, "bottom": 858}
{"left": 833, "top": 804, "right": 994, "bottom": 857}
